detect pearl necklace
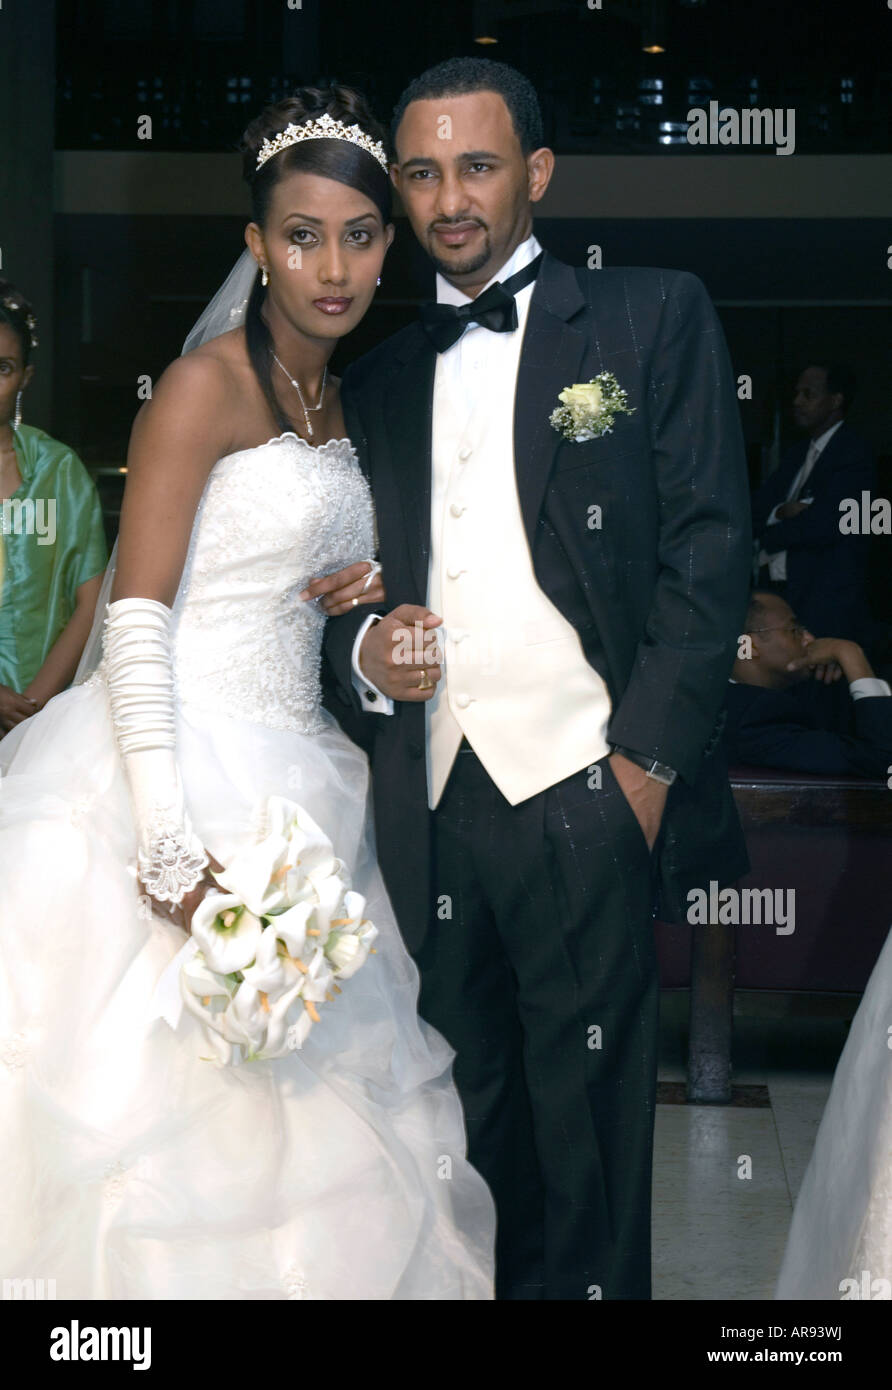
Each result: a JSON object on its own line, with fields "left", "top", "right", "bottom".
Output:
{"left": 271, "top": 354, "right": 328, "bottom": 440}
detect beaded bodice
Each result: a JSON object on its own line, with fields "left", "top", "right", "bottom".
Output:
{"left": 170, "top": 433, "right": 374, "bottom": 733}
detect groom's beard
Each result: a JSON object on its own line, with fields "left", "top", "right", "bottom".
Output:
{"left": 426, "top": 222, "right": 493, "bottom": 280}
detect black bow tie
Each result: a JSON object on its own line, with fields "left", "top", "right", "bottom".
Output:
{"left": 419, "top": 252, "right": 544, "bottom": 353}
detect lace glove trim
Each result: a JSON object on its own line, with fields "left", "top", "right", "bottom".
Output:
{"left": 104, "top": 598, "right": 208, "bottom": 905}
{"left": 132, "top": 763, "right": 209, "bottom": 904}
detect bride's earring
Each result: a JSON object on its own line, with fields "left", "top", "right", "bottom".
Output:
{"left": 261, "top": 265, "right": 269, "bottom": 287}
{"left": 13, "top": 390, "right": 23, "bottom": 429}
{"left": 376, "top": 276, "right": 381, "bottom": 287}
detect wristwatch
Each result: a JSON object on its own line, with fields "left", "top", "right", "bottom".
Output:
{"left": 611, "top": 745, "right": 677, "bottom": 786}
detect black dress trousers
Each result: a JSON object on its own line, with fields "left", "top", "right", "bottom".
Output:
{"left": 412, "top": 744, "right": 661, "bottom": 1301}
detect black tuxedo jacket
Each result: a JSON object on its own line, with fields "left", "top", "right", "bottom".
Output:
{"left": 752, "top": 422, "right": 876, "bottom": 641}
{"left": 324, "top": 253, "right": 753, "bottom": 942}
{"left": 723, "top": 679, "right": 892, "bottom": 778}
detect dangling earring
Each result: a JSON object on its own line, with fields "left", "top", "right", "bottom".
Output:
{"left": 13, "top": 390, "right": 23, "bottom": 430}
{"left": 376, "top": 276, "right": 382, "bottom": 287}
{"left": 261, "top": 265, "right": 269, "bottom": 287}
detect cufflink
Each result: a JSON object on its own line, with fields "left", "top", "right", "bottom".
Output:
{"left": 366, "top": 691, "right": 377, "bottom": 702}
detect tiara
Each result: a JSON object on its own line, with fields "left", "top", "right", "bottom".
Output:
{"left": 255, "top": 112, "right": 389, "bottom": 174}
{"left": 1, "top": 295, "right": 38, "bottom": 348}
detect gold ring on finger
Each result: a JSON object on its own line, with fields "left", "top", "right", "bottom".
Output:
{"left": 417, "top": 670, "right": 433, "bottom": 691}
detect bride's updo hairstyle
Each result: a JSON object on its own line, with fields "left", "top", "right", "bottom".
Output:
{"left": 239, "top": 85, "right": 392, "bottom": 433}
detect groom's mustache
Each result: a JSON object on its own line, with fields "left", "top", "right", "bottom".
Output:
{"left": 429, "top": 218, "right": 488, "bottom": 232}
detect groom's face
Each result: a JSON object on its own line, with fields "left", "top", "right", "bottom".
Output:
{"left": 392, "top": 91, "right": 552, "bottom": 292}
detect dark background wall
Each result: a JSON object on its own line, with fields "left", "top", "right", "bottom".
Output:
{"left": 2, "top": 0, "right": 890, "bottom": 573}
{"left": 52, "top": 212, "right": 892, "bottom": 468}
{"left": 0, "top": 2, "right": 55, "bottom": 426}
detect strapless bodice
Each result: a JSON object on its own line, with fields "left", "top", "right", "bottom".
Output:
{"left": 169, "top": 433, "right": 374, "bottom": 733}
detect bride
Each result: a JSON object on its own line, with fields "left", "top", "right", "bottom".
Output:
{"left": 0, "top": 85, "right": 496, "bottom": 1300}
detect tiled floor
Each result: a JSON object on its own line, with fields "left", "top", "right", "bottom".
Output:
{"left": 653, "top": 992, "right": 852, "bottom": 1300}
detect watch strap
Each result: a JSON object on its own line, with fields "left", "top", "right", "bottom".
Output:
{"left": 611, "top": 745, "right": 677, "bottom": 786}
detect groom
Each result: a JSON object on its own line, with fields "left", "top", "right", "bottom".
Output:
{"left": 319, "top": 57, "right": 752, "bottom": 1300}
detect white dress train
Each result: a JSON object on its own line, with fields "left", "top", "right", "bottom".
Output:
{"left": 0, "top": 433, "right": 496, "bottom": 1300}
{"left": 775, "top": 924, "right": 892, "bottom": 1300}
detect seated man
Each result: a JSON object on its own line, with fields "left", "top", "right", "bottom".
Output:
{"left": 724, "top": 591, "right": 892, "bottom": 778}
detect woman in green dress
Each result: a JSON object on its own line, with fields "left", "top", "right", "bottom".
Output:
{"left": 0, "top": 281, "right": 107, "bottom": 733}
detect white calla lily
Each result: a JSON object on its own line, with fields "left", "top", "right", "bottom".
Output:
{"left": 221, "top": 984, "right": 268, "bottom": 1050}
{"left": 341, "top": 890, "right": 367, "bottom": 925}
{"left": 266, "top": 900, "right": 314, "bottom": 958}
{"left": 239, "top": 923, "right": 291, "bottom": 997}
{"left": 282, "top": 1007, "right": 313, "bottom": 1054}
{"left": 305, "top": 876, "right": 346, "bottom": 945}
{"left": 190, "top": 893, "right": 264, "bottom": 975}
{"left": 326, "top": 933, "right": 367, "bottom": 978}
{"left": 326, "top": 915, "right": 379, "bottom": 979}
{"left": 212, "top": 833, "right": 290, "bottom": 915}
{"left": 181, "top": 955, "right": 232, "bottom": 999}
{"left": 178, "top": 980, "right": 237, "bottom": 1064}
{"left": 265, "top": 796, "right": 299, "bottom": 840}
{"left": 258, "top": 978, "right": 310, "bottom": 1058}
{"left": 300, "top": 945, "right": 335, "bottom": 1002}
{"left": 289, "top": 813, "right": 338, "bottom": 880}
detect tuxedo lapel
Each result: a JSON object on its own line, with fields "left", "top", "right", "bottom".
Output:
{"left": 514, "top": 254, "right": 588, "bottom": 549}
{"left": 790, "top": 427, "right": 842, "bottom": 500}
{"left": 378, "top": 254, "right": 587, "bottom": 596}
{"left": 790, "top": 438, "right": 810, "bottom": 477}
{"left": 383, "top": 325, "right": 438, "bottom": 602}
{"left": 807, "top": 423, "right": 846, "bottom": 487}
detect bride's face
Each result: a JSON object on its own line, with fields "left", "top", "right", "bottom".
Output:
{"left": 248, "top": 170, "right": 393, "bottom": 343}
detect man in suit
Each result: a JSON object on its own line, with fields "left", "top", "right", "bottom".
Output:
{"left": 312, "top": 57, "right": 751, "bottom": 1300}
{"left": 724, "top": 590, "right": 892, "bottom": 777}
{"left": 753, "top": 363, "right": 876, "bottom": 643}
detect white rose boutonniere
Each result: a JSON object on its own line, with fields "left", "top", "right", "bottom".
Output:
{"left": 549, "top": 371, "right": 635, "bottom": 443}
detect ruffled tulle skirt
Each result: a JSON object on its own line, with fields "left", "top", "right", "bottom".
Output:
{"left": 0, "top": 676, "right": 495, "bottom": 1299}
{"left": 775, "top": 925, "right": 892, "bottom": 1300}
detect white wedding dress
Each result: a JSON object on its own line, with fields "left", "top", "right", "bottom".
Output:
{"left": 0, "top": 432, "right": 496, "bottom": 1300}
{"left": 775, "top": 924, "right": 892, "bottom": 1299}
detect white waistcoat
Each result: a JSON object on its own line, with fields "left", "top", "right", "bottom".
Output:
{"left": 425, "top": 237, "right": 612, "bottom": 808}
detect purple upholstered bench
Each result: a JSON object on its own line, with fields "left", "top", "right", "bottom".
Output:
{"left": 654, "top": 767, "right": 892, "bottom": 1102}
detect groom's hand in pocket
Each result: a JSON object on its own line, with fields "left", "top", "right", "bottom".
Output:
{"left": 358, "top": 605, "right": 443, "bottom": 701}
{"left": 608, "top": 752, "right": 668, "bottom": 852}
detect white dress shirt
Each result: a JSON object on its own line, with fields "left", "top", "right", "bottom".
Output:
{"left": 353, "top": 234, "right": 612, "bottom": 808}
{"left": 850, "top": 679, "right": 891, "bottom": 700}
{"left": 761, "top": 419, "right": 844, "bottom": 580}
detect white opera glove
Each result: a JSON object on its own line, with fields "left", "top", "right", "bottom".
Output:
{"left": 103, "top": 597, "right": 208, "bottom": 906}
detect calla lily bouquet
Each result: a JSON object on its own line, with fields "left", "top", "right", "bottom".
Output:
{"left": 179, "top": 796, "right": 378, "bottom": 1065}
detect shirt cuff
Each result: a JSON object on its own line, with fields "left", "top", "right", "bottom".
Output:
{"left": 351, "top": 613, "right": 394, "bottom": 715}
{"left": 850, "top": 677, "right": 891, "bottom": 701}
